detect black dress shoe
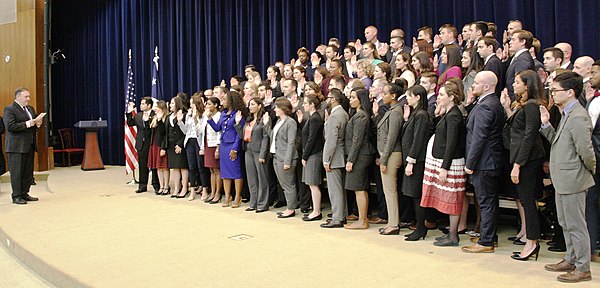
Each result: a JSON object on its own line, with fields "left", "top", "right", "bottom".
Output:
{"left": 320, "top": 220, "right": 344, "bottom": 228}
{"left": 273, "top": 201, "right": 286, "bottom": 208}
{"left": 513, "top": 238, "right": 526, "bottom": 245}
{"left": 547, "top": 241, "right": 557, "bottom": 246}
{"left": 245, "top": 208, "right": 257, "bottom": 212}
{"left": 23, "top": 195, "right": 38, "bottom": 201}
{"left": 12, "top": 198, "right": 27, "bottom": 205}
{"left": 302, "top": 213, "right": 322, "bottom": 222}
{"left": 255, "top": 209, "right": 268, "bottom": 213}
{"left": 548, "top": 246, "right": 567, "bottom": 252}
{"left": 135, "top": 188, "right": 147, "bottom": 193}
{"left": 300, "top": 207, "right": 311, "bottom": 214}
{"left": 242, "top": 198, "right": 250, "bottom": 203}
{"left": 326, "top": 218, "right": 347, "bottom": 224}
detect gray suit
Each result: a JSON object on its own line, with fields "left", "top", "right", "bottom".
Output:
{"left": 375, "top": 101, "right": 404, "bottom": 227}
{"left": 270, "top": 117, "right": 298, "bottom": 210}
{"left": 235, "top": 120, "right": 270, "bottom": 210}
{"left": 323, "top": 106, "right": 349, "bottom": 221}
{"left": 540, "top": 102, "right": 595, "bottom": 272}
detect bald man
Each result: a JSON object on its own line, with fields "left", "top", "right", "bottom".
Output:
{"left": 573, "top": 56, "right": 594, "bottom": 80}
{"left": 554, "top": 42, "right": 573, "bottom": 70}
{"left": 462, "top": 71, "right": 506, "bottom": 253}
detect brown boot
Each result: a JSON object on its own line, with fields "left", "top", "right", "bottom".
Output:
{"left": 557, "top": 270, "right": 591, "bottom": 283}
{"left": 544, "top": 260, "right": 576, "bottom": 272}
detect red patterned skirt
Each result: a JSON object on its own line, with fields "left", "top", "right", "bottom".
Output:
{"left": 420, "top": 135, "right": 466, "bottom": 215}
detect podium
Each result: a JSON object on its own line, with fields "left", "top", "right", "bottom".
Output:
{"left": 74, "top": 120, "right": 107, "bottom": 170}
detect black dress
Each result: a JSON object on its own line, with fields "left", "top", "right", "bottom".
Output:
{"left": 164, "top": 114, "right": 188, "bottom": 169}
{"left": 401, "top": 110, "right": 430, "bottom": 198}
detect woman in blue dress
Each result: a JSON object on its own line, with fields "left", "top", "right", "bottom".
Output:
{"left": 207, "top": 91, "right": 248, "bottom": 208}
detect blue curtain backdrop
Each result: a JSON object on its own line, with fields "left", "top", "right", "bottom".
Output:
{"left": 50, "top": 0, "right": 600, "bottom": 165}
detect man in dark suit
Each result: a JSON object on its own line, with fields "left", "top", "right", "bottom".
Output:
{"left": 555, "top": 42, "right": 574, "bottom": 70}
{"left": 4, "top": 88, "right": 42, "bottom": 205}
{"left": 505, "top": 30, "right": 535, "bottom": 100}
{"left": 541, "top": 72, "right": 594, "bottom": 283}
{"left": 462, "top": 72, "right": 506, "bottom": 253}
{"left": 477, "top": 36, "right": 504, "bottom": 96}
{"left": 126, "top": 96, "right": 158, "bottom": 193}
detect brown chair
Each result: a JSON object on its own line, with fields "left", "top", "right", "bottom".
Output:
{"left": 54, "top": 128, "right": 84, "bottom": 166}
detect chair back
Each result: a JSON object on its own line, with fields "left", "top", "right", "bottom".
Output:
{"left": 58, "top": 128, "right": 76, "bottom": 149}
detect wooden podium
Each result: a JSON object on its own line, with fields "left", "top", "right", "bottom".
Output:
{"left": 74, "top": 120, "right": 107, "bottom": 171}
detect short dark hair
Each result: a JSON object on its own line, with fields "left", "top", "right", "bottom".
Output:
{"left": 141, "top": 96, "right": 153, "bottom": 106}
{"left": 407, "top": 85, "right": 429, "bottom": 112}
{"left": 331, "top": 75, "right": 346, "bottom": 89}
{"left": 439, "top": 24, "right": 458, "bottom": 38}
{"left": 418, "top": 26, "right": 433, "bottom": 39}
{"left": 330, "top": 59, "right": 343, "bottom": 69}
{"left": 286, "top": 78, "right": 298, "bottom": 90}
{"left": 387, "top": 83, "right": 404, "bottom": 99}
{"left": 479, "top": 36, "right": 498, "bottom": 51}
{"left": 513, "top": 30, "right": 534, "bottom": 49}
{"left": 473, "top": 21, "right": 489, "bottom": 36}
{"left": 593, "top": 60, "right": 600, "bottom": 67}
{"left": 329, "top": 88, "right": 345, "bottom": 105}
{"left": 553, "top": 71, "right": 583, "bottom": 97}
{"left": 543, "top": 47, "right": 564, "bottom": 61}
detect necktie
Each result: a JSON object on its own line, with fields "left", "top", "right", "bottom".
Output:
{"left": 23, "top": 106, "right": 32, "bottom": 120}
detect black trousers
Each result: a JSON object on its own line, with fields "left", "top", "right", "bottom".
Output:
{"left": 296, "top": 161, "right": 311, "bottom": 209}
{"left": 472, "top": 169, "right": 501, "bottom": 246}
{"left": 8, "top": 149, "right": 34, "bottom": 199}
{"left": 515, "top": 158, "right": 544, "bottom": 240}
{"left": 137, "top": 144, "right": 159, "bottom": 191}
{"left": 370, "top": 162, "right": 387, "bottom": 219}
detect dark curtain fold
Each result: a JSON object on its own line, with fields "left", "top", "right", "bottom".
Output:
{"left": 50, "top": 0, "right": 600, "bottom": 165}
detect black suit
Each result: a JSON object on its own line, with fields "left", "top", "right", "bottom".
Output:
{"left": 483, "top": 55, "right": 505, "bottom": 96}
{"left": 465, "top": 93, "right": 506, "bottom": 246}
{"left": 126, "top": 111, "right": 158, "bottom": 191}
{"left": 4, "top": 102, "right": 37, "bottom": 199}
{"left": 505, "top": 51, "right": 534, "bottom": 100}
{"left": 509, "top": 100, "right": 545, "bottom": 240}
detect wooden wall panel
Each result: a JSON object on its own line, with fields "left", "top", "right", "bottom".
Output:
{"left": 0, "top": 0, "right": 48, "bottom": 171}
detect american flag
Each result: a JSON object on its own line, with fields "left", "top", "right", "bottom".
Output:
{"left": 124, "top": 51, "right": 138, "bottom": 174}
{"left": 152, "top": 46, "right": 162, "bottom": 100}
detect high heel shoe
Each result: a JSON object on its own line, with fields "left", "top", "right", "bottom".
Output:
{"left": 379, "top": 226, "right": 400, "bottom": 235}
{"left": 162, "top": 187, "right": 171, "bottom": 196}
{"left": 405, "top": 230, "right": 427, "bottom": 241}
{"left": 205, "top": 193, "right": 216, "bottom": 203}
{"left": 170, "top": 189, "right": 179, "bottom": 198}
{"left": 231, "top": 198, "right": 242, "bottom": 208}
{"left": 209, "top": 195, "right": 222, "bottom": 204}
{"left": 222, "top": 197, "right": 232, "bottom": 207}
{"left": 176, "top": 190, "right": 190, "bottom": 199}
{"left": 511, "top": 243, "right": 540, "bottom": 261}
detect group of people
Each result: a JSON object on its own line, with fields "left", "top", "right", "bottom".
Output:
{"left": 125, "top": 20, "right": 599, "bottom": 283}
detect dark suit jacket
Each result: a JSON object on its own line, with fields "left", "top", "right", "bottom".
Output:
{"left": 4, "top": 102, "right": 37, "bottom": 154}
{"left": 509, "top": 100, "right": 545, "bottom": 165}
{"left": 432, "top": 105, "right": 466, "bottom": 170}
{"left": 402, "top": 109, "right": 430, "bottom": 165}
{"left": 483, "top": 55, "right": 505, "bottom": 96}
{"left": 127, "top": 111, "right": 154, "bottom": 150}
{"left": 505, "top": 52, "right": 534, "bottom": 99}
{"left": 300, "top": 112, "right": 324, "bottom": 161}
{"left": 0, "top": 116, "right": 6, "bottom": 175}
{"left": 345, "top": 110, "right": 376, "bottom": 163}
{"left": 163, "top": 115, "right": 185, "bottom": 150}
{"left": 427, "top": 94, "right": 437, "bottom": 135}
{"left": 465, "top": 94, "right": 505, "bottom": 171}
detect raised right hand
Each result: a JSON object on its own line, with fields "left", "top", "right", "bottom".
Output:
{"left": 539, "top": 105, "right": 550, "bottom": 125}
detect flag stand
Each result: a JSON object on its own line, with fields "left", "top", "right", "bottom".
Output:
{"left": 126, "top": 169, "right": 138, "bottom": 185}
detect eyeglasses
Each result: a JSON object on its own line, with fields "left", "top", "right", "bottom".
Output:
{"left": 550, "top": 88, "right": 569, "bottom": 95}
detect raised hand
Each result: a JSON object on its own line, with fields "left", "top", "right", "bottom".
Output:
{"left": 220, "top": 79, "right": 226, "bottom": 87}
{"left": 377, "top": 43, "right": 389, "bottom": 57}
{"left": 354, "top": 39, "right": 362, "bottom": 52}
{"left": 500, "top": 88, "right": 511, "bottom": 111}
{"left": 403, "top": 104, "right": 410, "bottom": 121}
{"left": 235, "top": 110, "right": 242, "bottom": 124}
{"left": 176, "top": 110, "right": 184, "bottom": 122}
{"left": 127, "top": 102, "right": 135, "bottom": 113}
{"left": 457, "top": 34, "right": 464, "bottom": 47}
{"left": 296, "top": 109, "right": 303, "bottom": 123}
{"left": 539, "top": 105, "right": 550, "bottom": 125}
{"left": 262, "top": 113, "right": 270, "bottom": 125}
{"left": 433, "top": 34, "right": 441, "bottom": 49}
{"left": 433, "top": 54, "right": 439, "bottom": 71}
{"left": 372, "top": 99, "right": 379, "bottom": 115}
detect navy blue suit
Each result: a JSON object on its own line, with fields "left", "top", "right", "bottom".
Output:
{"left": 465, "top": 93, "right": 506, "bottom": 246}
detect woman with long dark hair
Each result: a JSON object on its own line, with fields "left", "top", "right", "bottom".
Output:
{"left": 401, "top": 85, "right": 431, "bottom": 241}
{"left": 395, "top": 52, "right": 417, "bottom": 87}
{"left": 234, "top": 97, "right": 270, "bottom": 212}
{"left": 461, "top": 47, "right": 484, "bottom": 93}
{"left": 298, "top": 94, "right": 325, "bottom": 221}
{"left": 344, "top": 88, "right": 377, "bottom": 229}
{"left": 206, "top": 91, "right": 248, "bottom": 208}
{"left": 437, "top": 44, "right": 462, "bottom": 93}
{"left": 164, "top": 96, "right": 189, "bottom": 198}
{"left": 506, "top": 70, "right": 546, "bottom": 261}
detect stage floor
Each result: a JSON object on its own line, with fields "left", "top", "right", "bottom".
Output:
{"left": 0, "top": 166, "right": 598, "bottom": 288}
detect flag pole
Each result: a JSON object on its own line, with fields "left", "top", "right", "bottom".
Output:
{"left": 126, "top": 48, "right": 138, "bottom": 185}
